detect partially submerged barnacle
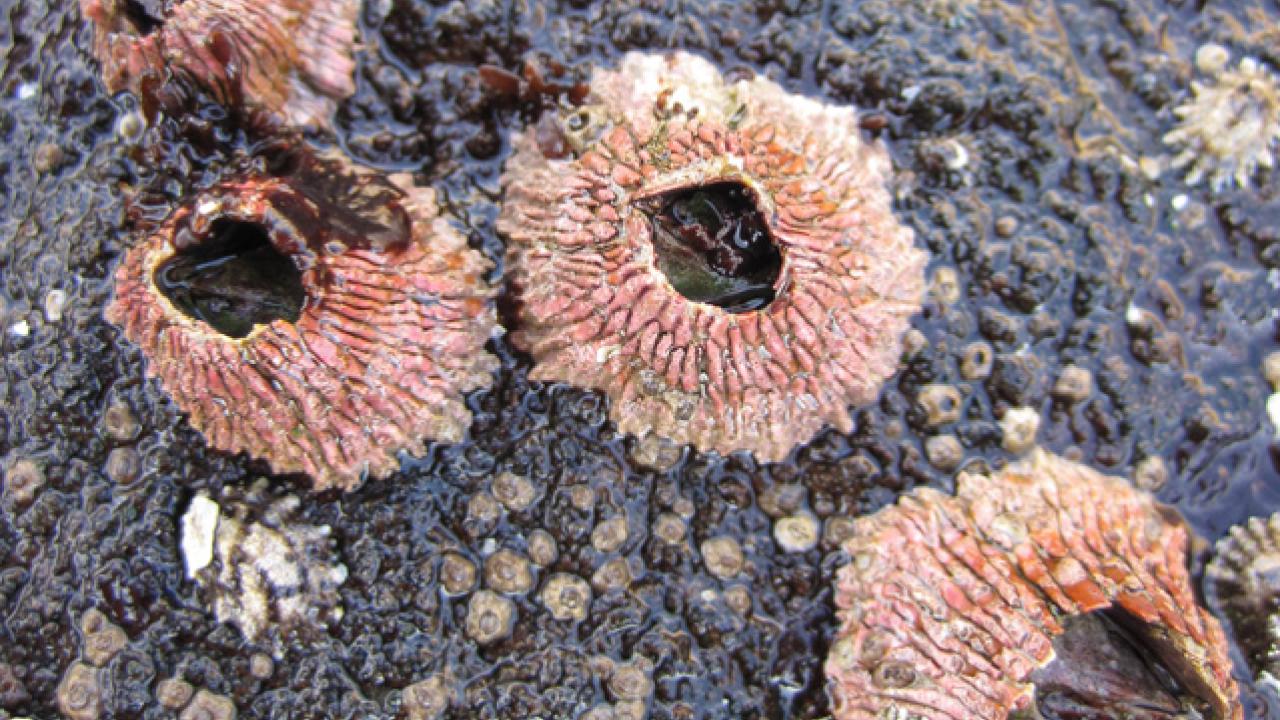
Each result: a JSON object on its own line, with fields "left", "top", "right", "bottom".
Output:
{"left": 1205, "top": 512, "right": 1280, "bottom": 692}
{"left": 105, "top": 151, "right": 498, "bottom": 490}
{"left": 499, "top": 51, "right": 926, "bottom": 462}
{"left": 80, "top": 0, "right": 359, "bottom": 128}
{"left": 826, "top": 448, "right": 1241, "bottom": 720}
{"left": 1164, "top": 56, "right": 1280, "bottom": 191}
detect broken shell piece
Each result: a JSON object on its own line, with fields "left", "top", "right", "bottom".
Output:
{"left": 81, "top": 0, "right": 359, "bottom": 130}
{"left": 105, "top": 151, "right": 498, "bottom": 491}
{"left": 499, "top": 51, "right": 925, "bottom": 461}
{"left": 1205, "top": 512, "right": 1280, "bottom": 689}
{"left": 827, "top": 448, "right": 1241, "bottom": 720}
{"left": 180, "top": 481, "right": 347, "bottom": 642}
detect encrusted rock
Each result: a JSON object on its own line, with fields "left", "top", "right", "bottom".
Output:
{"left": 827, "top": 448, "right": 1241, "bottom": 720}
{"left": 499, "top": 51, "right": 925, "bottom": 461}
{"left": 180, "top": 482, "right": 347, "bottom": 642}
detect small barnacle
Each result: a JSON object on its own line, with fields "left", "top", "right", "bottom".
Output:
{"left": 179, "top": 689, "right": 236, "bottom": 720}
{"left": 56, "top": 661, "right": 103, "bottom": 720}
{"left": 1164, "top": 56, "right": 1280, "bottom": 191}
{"left": 466, "top": 590, "right": 516, "bottom": 645}
{"left": 80, "top": 608, "right": 128, "bottom": 667}
{"left": 483, "top": 549, "right": 533, "bottom": 595}
{"left": 540, "top": 572, "right": 593, "bottom": 622}
{"left": 403, "top": 675, "right": 452, "bottom": 720}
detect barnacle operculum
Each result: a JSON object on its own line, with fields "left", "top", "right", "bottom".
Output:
{"left": 826, "top": 448, "right": 1241, "bottom": 720}
{"left": 498, "top": 51, "right": 926, "bottom": 461}
{"left": 80, "top": 0, "right": 359, "bottom": 128}
{"left": 1206, "top": 512, "right": 1280, "bottom": 690}
{"left": 105, "top": 152, "right": 498, "bottom": 490}
{"left": 1164, "top": 56, "right": 1280, "bottom": 191}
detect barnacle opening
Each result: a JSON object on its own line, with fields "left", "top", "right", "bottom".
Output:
{"left": 635, "top": 181, "right": 781, "bottom": 313}
{"left": 119, "top": 0, "right": 167, "bottom": 35}
{"left": 1029, "top": 608, "right": 1225, "bottom": 720}
{"left": 155, "top": 219, "right": 305, "bottom": 338}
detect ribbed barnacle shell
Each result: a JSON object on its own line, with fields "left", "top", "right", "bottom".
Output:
{"left": 105, "top": 152, "right": 498, "bottom": 490}
{"left": 827, "top": 448, "right": 1241, "bottom": 720}
{"left": 499, "top": 51, "right": 925, "bottom": 462}
{"left": 81, "top": 0, "right": 359, "bottom": 129}
{"left": 1164, "top": 57, "right": 1280, "bottom": 191}
{"left": 1205, "top": 512, "right": 1280, "bottom": 690}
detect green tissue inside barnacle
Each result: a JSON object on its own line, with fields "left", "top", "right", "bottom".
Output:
{"left": 637, "top": 181, "right": 781, "bottom": 313}
{"left": 155, "top": 219, "right": 305, "bottom": 338}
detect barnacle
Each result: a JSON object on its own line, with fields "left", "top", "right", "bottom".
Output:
{"left": 1164, "top": 57, "right": 1280, "bottom": 191}
{"left": 499, "top": 51, "right": 925, "bottom": 461}
{"left": 105, "top": 151, "right": 498, "bottom": 490}
{"left": 827, "top": 448, "right": 1241, "bottom": 720}
{"left": 81, "top": 0, "right": 359, "bottom": 128}
{"left": 1205, "top": 512, "right": 1280, "bottom": 692}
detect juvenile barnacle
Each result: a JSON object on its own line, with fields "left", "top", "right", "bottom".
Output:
{"left": 80, "top": 0, "right": 359, "bottom": 129}
{"left": 105, "top": 151, "right": 498, "bottom": 490}
{"left": 499, "top": 51, "right": 926, "bottom": 462}
{"left": 826, "top": 448, "right": 1241, "bottom": 720}
{"left": 1164, "top": 55, "right": 1280, "bottom": 191}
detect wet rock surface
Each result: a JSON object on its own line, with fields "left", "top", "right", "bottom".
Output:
{"left": 1, "top": 0, "right": 1279, "bottom": 719}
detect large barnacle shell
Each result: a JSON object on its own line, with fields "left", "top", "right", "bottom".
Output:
{"left": 827, "top": 448, "right": 1241, "bottom": 720}
{"left": 81, "top": 0, "right": 359, "bottom": 129}
{"left": 499, "top": 51, "right": 925, "bottom": 462}
{"left": 105, "top": 152, "right": 498, "bottom": 491}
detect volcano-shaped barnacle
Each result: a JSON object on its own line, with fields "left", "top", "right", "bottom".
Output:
{"left": 105, "top": 151, "right": 498, "bottom": 490}
{"left": 1205, "top": 512, "right": 1280, "bottom": 692}
{"left": 827, "top": 448, "right": 1241, "bottom": 720}
{"left": 498, "top": 51, "right": 926, "bottom": 462}
{"left": 1164, "top": 54, "right": 1280, "bottom": 191}
{"left": 81, "top": 0, "right": 359, "bottom": 129}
